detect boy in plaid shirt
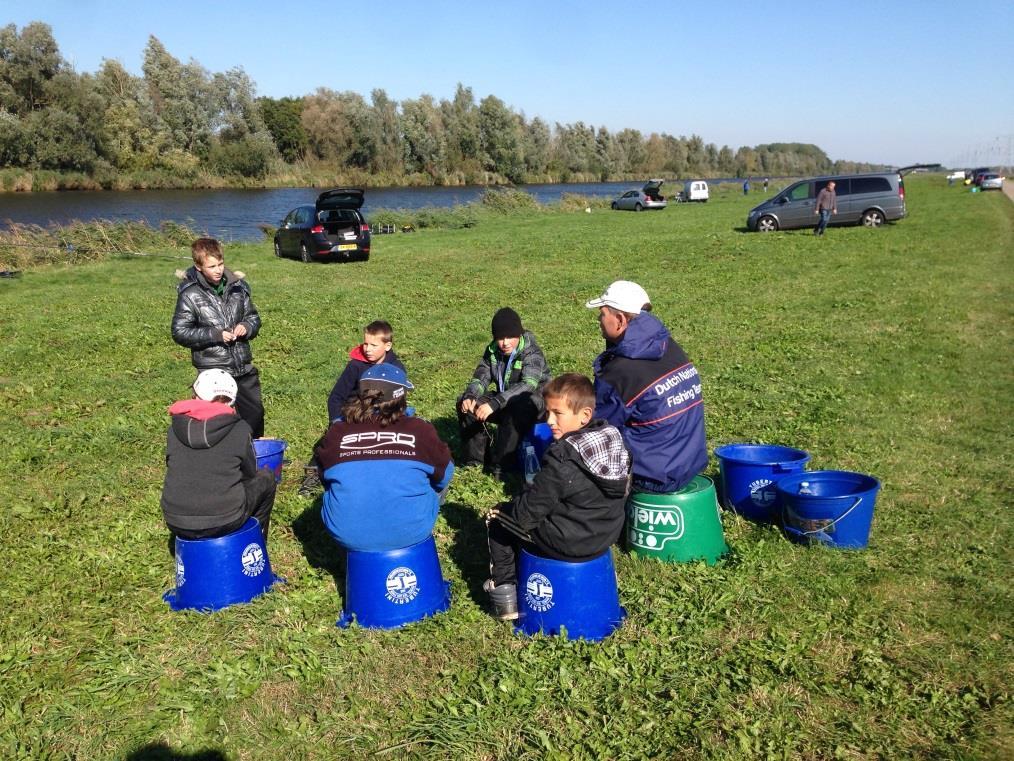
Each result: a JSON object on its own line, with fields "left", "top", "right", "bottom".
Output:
{"left": 484, "top": 373, "right": 631, "bottom": 620}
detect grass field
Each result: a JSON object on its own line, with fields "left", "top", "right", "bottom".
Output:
{"left": 0, "top": 177, "right": 1010, "bottom": 760}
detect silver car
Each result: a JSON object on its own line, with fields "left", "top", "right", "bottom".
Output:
{"left": 611, "top": 179, "right": 667, "bottom": 211}
{"left": 980, "top": 173, "right": 1004, "bottom": 191}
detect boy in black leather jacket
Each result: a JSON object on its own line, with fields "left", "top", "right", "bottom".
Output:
{"left": 171, "top": 238, "right": 264, "bottom": 437}
{"left": 484, "top": 373, "right": 631, "bottom": 620}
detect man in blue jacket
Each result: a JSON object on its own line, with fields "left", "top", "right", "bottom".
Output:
{"left": 586, "top": 281, "right": 707, "bottom": 494}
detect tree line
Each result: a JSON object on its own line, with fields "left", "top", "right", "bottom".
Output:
{"left": 0, "top": 22, "right": 882, "bottom": 188}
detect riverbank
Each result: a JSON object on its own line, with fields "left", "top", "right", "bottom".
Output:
{"left": 0, "top": 165, "right": 652, "bottom": 193}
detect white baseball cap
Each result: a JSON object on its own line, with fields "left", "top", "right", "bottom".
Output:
{"left": 193, "top": 369, "right": 237, "bottom": 403}
{"left": 585, "top": 280, "right": 651, "bottom": 314}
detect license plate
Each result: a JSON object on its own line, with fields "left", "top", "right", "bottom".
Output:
{"left": 337, "top": 243, "right": 357, "bottom": 251}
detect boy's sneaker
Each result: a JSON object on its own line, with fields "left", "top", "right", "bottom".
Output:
{"left": 298, "top": 466, "right": 322, "bottom": 497}
{"left": 483, "top": 578, "right": 519, "bottom": 621}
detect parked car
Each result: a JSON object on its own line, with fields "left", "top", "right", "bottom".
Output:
{"left": 979, "top": 173, "right": 1004, "bottom": 191}
{"left": 680, "top": 180, "right": 709, "bottom": 202}
{"left": 612, "top": 179, "right": 667, "bottom": 211}
{"left": 274, "top": 188, "right": 370, "bottom": 263}
{"left": 746, "top": 172, "right": 906, "bottom": 232}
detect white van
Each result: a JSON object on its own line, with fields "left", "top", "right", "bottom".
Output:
{"left": 682, "top": 180, "right": 709, "bottom": 202}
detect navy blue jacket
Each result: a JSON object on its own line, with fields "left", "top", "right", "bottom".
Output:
{"left": 592, "top": 313, "right": 707, "bottom": 493}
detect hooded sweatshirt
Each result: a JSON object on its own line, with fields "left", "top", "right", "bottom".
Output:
{"left": 160, "top": 399, "right": 256, "bottom": 532}
{"left": 501, "top": 419, "right": 631, "bottom": 561}
{"left": 593, "top": 312, "right": 707, "bottom": 493}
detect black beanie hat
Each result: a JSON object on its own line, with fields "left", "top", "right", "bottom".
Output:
{"left": 491, "top": 307, "right": 524, "bottom": 340}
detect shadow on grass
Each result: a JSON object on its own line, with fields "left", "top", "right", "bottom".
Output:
{"left": 429, "top": 413, "right": 464, "bottom": 460}
{"left": 125, "top": 743, "right": 228, "bottom": 761}
{"left": 441, "top": 500, "right": 490, "bottom": 606}
{"left": 291, "top": 499, "right": 346, "bottom": 593}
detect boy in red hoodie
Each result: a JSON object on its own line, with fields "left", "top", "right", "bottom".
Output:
{"left": 161, "top": 369, "right": 276, "bottom": 546}
{"left": 299, "top": 320, "right": 406, "bottom": 495}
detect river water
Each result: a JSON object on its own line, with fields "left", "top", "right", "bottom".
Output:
{"left": 0, "top": 178, "right": 748, "bottom": 242}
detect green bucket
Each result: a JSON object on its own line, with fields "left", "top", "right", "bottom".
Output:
{"left": 626, "top": 475, "right": 728, "bottom": 565}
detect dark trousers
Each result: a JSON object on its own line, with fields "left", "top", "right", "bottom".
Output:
{"left": 168, "top": 469, "right": 276, "bottom": 546}
{"left": 487, "top": 504, "right": 609, "bottom": 586}
{"left": 234, "top": 367, "right": 265, "bottom": 438}
{"left": 487, "top": 513, "right": 527, "bottom": 586}
{"left": 458, "top": 393, "right": 541, "bottom": 470}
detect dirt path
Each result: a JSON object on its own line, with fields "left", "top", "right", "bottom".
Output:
{"left": 1003, "top": 177, "right": 1014, "bottom": 203}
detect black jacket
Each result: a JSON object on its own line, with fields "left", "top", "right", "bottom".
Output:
{"left": 171, "top": 267, "right": 261, "bottom": 374}
{"left": 160, "top": 400, "right": 256, "bottom": 532}
{"left": 500, "top": 419, "right": 631, "bottom": 560}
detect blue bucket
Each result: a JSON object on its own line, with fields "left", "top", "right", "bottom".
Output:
{"left": 714, "top": 443, "right": 811, "bottom": 522}
{"left": 164, "top": 517, "right": 281, "bottom": 612}
{"left": 253, "top": 438, "right": 287, "bottom": 483}
{"left": 515, "top": 548, "right": 625, "bottom": 642}
{"left": 776, "top": 470, "right": 880, "bottom": 549}
{"left": 337, "top": 535, "right": 451, "bottom": 629}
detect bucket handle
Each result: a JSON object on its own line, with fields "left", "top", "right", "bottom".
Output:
{"left": 783, "top": 495, "right": 863, "bottom": 537}
{"left": 773, "top": 461, "right": 804, "bottom": 473}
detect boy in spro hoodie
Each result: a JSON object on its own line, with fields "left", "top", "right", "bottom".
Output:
{"left": 484, "top": 373, "right": 631, "bottom": 620}
{"left": 161, "top": 369, "right": 276, "bottom": 545}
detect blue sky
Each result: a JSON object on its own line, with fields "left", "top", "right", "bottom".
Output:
{"left": 7, "top": 1, "right": 1013, "bottom": 167}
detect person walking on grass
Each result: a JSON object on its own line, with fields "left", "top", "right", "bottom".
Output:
{"left": 814, "top": 180, "right": 838, "bottom": 236}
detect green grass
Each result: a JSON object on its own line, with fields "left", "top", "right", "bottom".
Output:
{"left": 0, "top": 177, "right": 1010, "bottom": 760}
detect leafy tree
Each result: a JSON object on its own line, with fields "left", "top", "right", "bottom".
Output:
{"left": 96, "top": 58, "right": 164, "bottom": 170}
{"left": 520, "top": 116, "right": 550, "bottom": 176}
{"left": 615, "top": 128, "right": 646, "bottom": 175}
{"left": 25, "top": 107, "right": 96, "bottom": 170}
{"left": 301, "top": 88, "right": 376, "bottom": 168}
{"left": 257, "top": 96, "right": 307, "bottom": 162}
{"left": 369, "top": 88, "right": 401, "bottom": 174}
{"left": 478, "top": 95, "right": 523, "bottom": 182}
{"left": 441, "top": 83, "right": 480, "bottom": 175}
{"left": 0, "top": 22, "right": 63, "bottom": 113}
{"left": 208, "top": 133, "right": 274, "bottom": 178}
{"left": 400, "top": 95, "right": 446, "bottom": 178}
{"left": 0, "top": 108, "right": 30, "bottom": 166}
{"left": 142, "top": 36, "right": 212, "bottom": 156}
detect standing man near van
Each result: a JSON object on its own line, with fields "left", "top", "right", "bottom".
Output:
{"left": 814, "top": 181, "right": 837, "bottom": 236}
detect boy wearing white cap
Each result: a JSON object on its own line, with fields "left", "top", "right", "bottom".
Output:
{"left": 586, "top": 281, "right": 708, "bottom": 494}
{"left": 160, "top": 369, "right": 275, "bottom": 546}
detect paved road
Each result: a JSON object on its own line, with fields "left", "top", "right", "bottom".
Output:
{"left": 1003, "top": 178, "right": 1014, "bottom": 203}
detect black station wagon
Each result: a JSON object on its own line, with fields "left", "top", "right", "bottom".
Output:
{"left": 274, "top": 188, "right": 371, "bottom": 263}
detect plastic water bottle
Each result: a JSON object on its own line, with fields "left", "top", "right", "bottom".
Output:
{"left": 798, "top": 481, "right": 813, "bottom": 496}
{"left": 523, "top": 442, "right": 540, "bottom": 485}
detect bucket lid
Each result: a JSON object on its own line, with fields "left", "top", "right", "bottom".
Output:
{"left": 775, "top": 470, "right": 880, "bottom": 499}
{"left": 714, "top": 443, "right": 811, "bottom": 466}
